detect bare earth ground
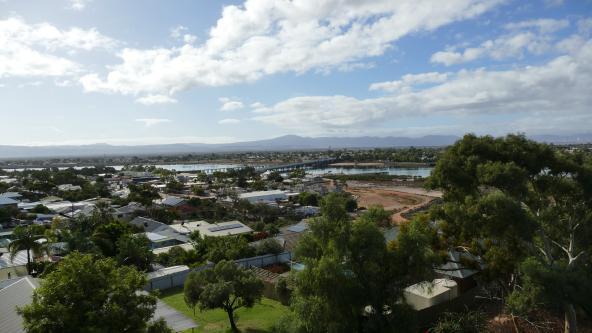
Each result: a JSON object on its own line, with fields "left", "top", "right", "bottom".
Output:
{"left": 345, "top": 181, "right": 442, "bottom": 224}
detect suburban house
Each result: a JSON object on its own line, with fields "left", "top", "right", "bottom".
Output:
{"left": 0, "top": 197, "right": 18, "bottom": 209}
{"left": 0, "top": 192, "right": 22, "bottom": 201}
{"left": 404, "top": 278, "right": 459, "bottom": 311}
{"left": 130, "top": 217, "right": 171, "bottom": 233}
{"left": 57, "top": 184, "right": 82, "bottom": 192}
{"left": 113, "top": 202, "right": 145, "bottom": 220}
{"left": 169, "top": 220, "right": 253, "bottom": 238}
{"left": 0, "top": 277, "right": 39, "bottom": 333}
{"left": 156, "top": 196, "right": 187, "bottom": 208}
{"left": 239, "top": 190, "right": 288, "bottom": 203}
{"left": 434, "top": 249, "right": 482, "bottom": 292}
{"left": 0, "top": 250, "right": 29, "bottom": 283}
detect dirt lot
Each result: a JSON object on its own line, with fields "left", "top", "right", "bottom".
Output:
{"left": 345, "top": 181, "right": 440, "bottom": 224}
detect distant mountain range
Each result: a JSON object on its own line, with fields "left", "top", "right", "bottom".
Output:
{"left": 0, "top": 134, "right": 590, "bottom": 159}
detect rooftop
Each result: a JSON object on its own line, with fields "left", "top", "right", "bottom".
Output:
{"left": 0, "top": 277, "right": 39, "bottom": 333}
{"left": 170, "top": 220, "right": 252, "bottom": 237}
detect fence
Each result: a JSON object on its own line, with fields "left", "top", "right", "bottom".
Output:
{"left": 145, "top": 252, "right": 292, "bottom": 291}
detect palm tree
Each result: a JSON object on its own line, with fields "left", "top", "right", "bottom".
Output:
{"left": 8, "top": 226, "right": 48, "bottom": 275}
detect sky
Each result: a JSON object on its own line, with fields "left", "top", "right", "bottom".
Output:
{"left": 0, "top": 0, "right": 591, "bottom": 146}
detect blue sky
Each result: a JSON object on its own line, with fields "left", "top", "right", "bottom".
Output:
{"left": 0, "top": 0, "right": 591, "bottom": 145}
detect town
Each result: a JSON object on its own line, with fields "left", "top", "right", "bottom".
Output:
{"left": 1, "top": 137, "right": 591, "bottom": 332}
{"left": 2, "top": 1, "right": 591, "bottom": 332}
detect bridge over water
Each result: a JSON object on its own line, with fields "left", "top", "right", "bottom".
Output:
{"left": 198, "top": 158, "right": 337, "bottom": 174}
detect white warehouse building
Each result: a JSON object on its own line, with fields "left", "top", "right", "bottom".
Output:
{"left": 238, "top": 190, "right": 288, "bottom": 203}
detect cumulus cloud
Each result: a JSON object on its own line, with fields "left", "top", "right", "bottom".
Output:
{"left": 219, "top": 97, "right": 244, "bottom": 111}
{"left": 505, "top": 18, "right": 569, "bottom": 33}
{"left": 431, "top": 18, "right": 570, "bottom": 66}
{"left": 369, "top": 72, "right": 448, "bottom": 92}
{"left": 255, "top": 40, "right": 592, "bottom": 135}
{"left": 170, "top": 25, "right": 197, "bottom": 44}
{"left": 68, "top": 0, "right": 92, "bottom": 11}
{"left": 80, "top": 0, "right": 503, "bottom": 97}
{"left": 218, "top": 118, "right": 241, "bottom": 124}
{"left": 135, "top": 118, "right": 172, "bottom": 127}
{"left": 135, "top": 94, "right": 178, "bottom": 105}
{"left": 0, "top": 17, "right": 116, "bottom": 78}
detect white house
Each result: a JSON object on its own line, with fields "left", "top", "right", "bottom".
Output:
{"left": 170, "top": 220, "right": 253, "bottom": 238}
{"left": 239, "top": 190, "right": 287, "bottom": 203}
{"left": 404, "top": 278, "right": 459, "bottom": 311}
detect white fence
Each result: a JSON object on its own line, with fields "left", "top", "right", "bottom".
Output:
{"left": 145, "top": 251, "right": 292, "bottom": 291}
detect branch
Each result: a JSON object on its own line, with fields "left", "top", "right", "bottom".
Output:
{"left": 551, "top": 239, "right": 570, "bottom": 258}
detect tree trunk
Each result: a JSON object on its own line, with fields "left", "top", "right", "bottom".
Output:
{"left": 26, "top": 249, "right": 31, "bottom": 275}
{"left": 564, "top": 303, "right": 577, "bottom": 333}
{"left": 227, "top": 308, "right": 238, "bottom": 332}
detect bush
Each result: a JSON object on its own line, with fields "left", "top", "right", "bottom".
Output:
{"left": 429, "top": 310, "right": 487, "bottom": 333}
{"left": 256, "top": 238, "right": 284, "bottom": 255}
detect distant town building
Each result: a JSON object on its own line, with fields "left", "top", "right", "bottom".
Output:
{"left": 239, "top": 190, "right": 288, "bottom": 203}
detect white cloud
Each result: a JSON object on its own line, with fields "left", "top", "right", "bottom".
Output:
{"left": 218, "top": 118, "right": 241, "bottom": 124}
{"left": 505, "top": 18, "right": 569, "bottom": 33}
{"left": 219, "top": 97, "right": 244, "bottom": 111}
{"left": 0, "top": 17, "right": 116, "bottom": 78}
{"left": 170, "top": 25, "right": 197, "bottom": 44}
{"left": 250, "top": 102, "right": 265, "bottom": 109}
{"left": 135, "top": 118, "right": 172, "bottom": 127}
{"left": 431, "top": 18, "right": 570, "bottom": 66}
{"left": 80, "top": 0, "right": 503, "bottom": 97}
{"left": 170, "top": 25, "right": 187, "bottom": 39}
{"left": 543, "top": 0, "right": 564, "bottom": 7}
{"left": 369, "top": 72, "right": 448, "bottom": 92}
{"left": 68, "top": 0, "right": 92, "bottom": 11}
{"left": 183, "top": 34, "right": 198, "bottom": 44}
{"left": 135, "top": 94, "right": 178, "bottom": 105}
{"left": 255, "top": 40, "right": 592, "bottom": 135}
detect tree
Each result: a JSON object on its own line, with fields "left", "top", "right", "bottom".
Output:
{"left": 8, "top": 225, "right": 48, "bottom": 275}
{"left": 18, "top": 252, "right": 160, "bottom": 333}
{"left": 193, "top": 235, "right": 255, "bottom": 263}
{"left": 267, "top": 171, "right": 284, "bottom": 183}
{"left": 92, "top": 220, "right": 133, "bottom": 257}
{"left": 290, "top": 168, "right": 306, "bottom": 179}
{"left": 183, "top": 260, "right": 264, "bottom": 332}
{"left": 255, "top": 238, "right": 284, "bottom": 255}
{"left": 287, "top": 193, "right": 429, "bottom": 332}
{"left": 358, "top": 205, "right": 392, "bottom": 228}
{"left": 116, "top": 234, "right": 154, "bottom": 272}
{"left": 30, "top": 204, "right": 51, "bottom": 214}
{"left": 129, "top": 183, "right": 161, "bottom": 206}
{"left": 427, "top": 134, "right": 592, "bottom": 333}
{"left": 298, "top": 192, "right": 320, "bottom": 206}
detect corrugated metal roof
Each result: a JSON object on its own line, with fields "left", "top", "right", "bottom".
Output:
{"left": 0, "top": 197, "right": 18, "bottom": 206}
{"left": 0, "top": 277, "right": 39, "bottom": 333}
{"left": 0, "top": 250, "right": 29, "bottom": 269}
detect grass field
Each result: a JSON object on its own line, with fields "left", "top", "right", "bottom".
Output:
{"left": 159, "top": 288, "right": 289, "bottom": 333}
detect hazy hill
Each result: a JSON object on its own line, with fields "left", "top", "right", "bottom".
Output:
{"left": 0, "top": 134, "right": 589, "bottom": 159}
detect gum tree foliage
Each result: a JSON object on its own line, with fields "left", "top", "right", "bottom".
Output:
{"left": 358, "top": 205, "right": 392, "bottom": 228}
{"left": 427, "top": 134, "right": 592, "bottom": 333}
{"left": 115, "top": 233, "right": 155, "bottom": 272}
{"left": 18, "top": 252, "right": 170, "bottom": 333}
{"left": 282, "top": 193, "right": 436, "bottom": 333}
{"left": 91, "top": 220, "right": 133, "bottom": 257}
{"left": 189, "top": 232, "right": 255, "bottom": 263}
{"left": 183, "top": 260, "right": 264, "bottom": 332}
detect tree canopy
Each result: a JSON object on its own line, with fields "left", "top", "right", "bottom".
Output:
{"left": 18, "top": 252, "right": 163, "bottom": 333}
{"left": 282, "top": 193, "right": 435, "bottom": 333}
{"left": 183, "top": 260, "right": 264, "bottom": 331}
{"left": 427, "top": 134, "right": 592, "bottom": 332}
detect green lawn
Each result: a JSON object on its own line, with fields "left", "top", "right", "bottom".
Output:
{"left": 159, "top": 288, "right": 289, "bottom": 333}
